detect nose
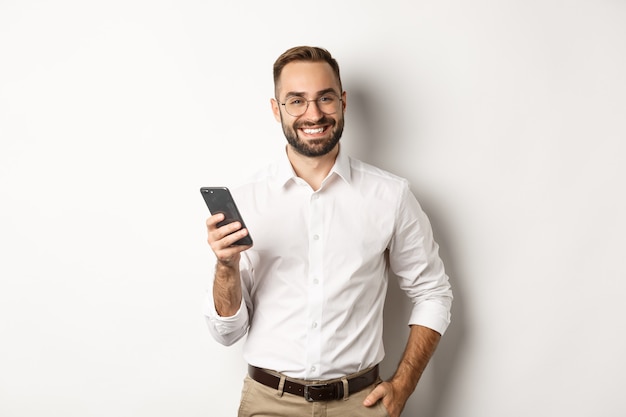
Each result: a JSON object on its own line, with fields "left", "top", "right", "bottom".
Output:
{"left": 303, "top": 99, "right": 324, "bottom": 118}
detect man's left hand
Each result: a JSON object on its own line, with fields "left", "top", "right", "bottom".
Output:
{"left": 363, "top": 379, "right": 409, "bottom": 417}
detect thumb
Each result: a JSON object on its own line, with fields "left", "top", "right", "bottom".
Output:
{"left": 363, "top": 383, "right": 386, "bottom": 407}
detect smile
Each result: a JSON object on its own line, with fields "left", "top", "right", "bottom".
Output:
{"left": 300, "top": 127, "right": 326, "bottom": 134}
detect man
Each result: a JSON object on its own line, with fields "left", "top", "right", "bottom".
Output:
{"left": 203, "top": 46, "right": 452, "bottom": 417}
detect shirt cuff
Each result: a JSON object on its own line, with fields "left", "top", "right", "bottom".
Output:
{"left": 408, "top": 301, "right": 452, "bottom": 335}
{"left": 203, "top": 291, "right": 249, "bottom": 338}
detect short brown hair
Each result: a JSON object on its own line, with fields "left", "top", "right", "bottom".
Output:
{"left": 273, "top": 46, "right": 342, "bottom": 95}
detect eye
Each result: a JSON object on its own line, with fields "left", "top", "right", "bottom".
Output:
{"left": 318, "top": 95, "right": 335, "bottom": 103}
{"left": 287, "top": 97, "right": 305, "bottom": 106}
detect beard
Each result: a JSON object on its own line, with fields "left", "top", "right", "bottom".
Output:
{"left": 281, "top": 115, "right": 344, "bottom": 157}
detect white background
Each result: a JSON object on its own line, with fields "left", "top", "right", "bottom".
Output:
{"left": 1, "top": 1, "right": 625, "bottom": 416}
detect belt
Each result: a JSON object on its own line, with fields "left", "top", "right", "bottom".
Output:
{"left": 248, "top": 365, "right": 379, "bottom": 402}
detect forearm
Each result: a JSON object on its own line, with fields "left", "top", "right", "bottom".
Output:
{"left": 212, "top": 262, "right": 243, "bottom": 317}
{"left": 390, "top": 324, "right": 441, "bottom": 398}
{"left": 205, "top": 212, "right": 251, "bottom": 318}
{"left": 364, "top": 324, "right": 441, "bottom": 416}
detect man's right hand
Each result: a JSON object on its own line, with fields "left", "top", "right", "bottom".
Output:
{"left": 206, "top": 213, "right": 251, "bottom": 317}
{"left": 206, "top": 213, "right": 252, "bottom": 266}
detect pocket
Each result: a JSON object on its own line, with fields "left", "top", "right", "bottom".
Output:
{"left": 375, "top": 400, "right": 391, "bottom": 417}
{"left": 237, "top": 376, "right": 253, "bottom": 417}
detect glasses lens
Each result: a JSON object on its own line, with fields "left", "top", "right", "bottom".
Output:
{"left": 317, "top": 94, "right": 340, "bottom": 115}
{"left": 284, "top": 94, "right": 341, "bottom": 117}
{"left": 285, "top": 97, "right": 307, "bottom": 117}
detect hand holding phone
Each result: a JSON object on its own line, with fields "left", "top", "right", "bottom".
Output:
{"left": 200, "top": 187, "right": 253, "bottom": 246}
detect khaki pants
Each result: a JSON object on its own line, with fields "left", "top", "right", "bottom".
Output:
{"left": 237, "top": 376, "right": 390, "bottom": 417}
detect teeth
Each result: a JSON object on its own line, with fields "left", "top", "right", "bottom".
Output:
{"left": 302, "top": 127, "right": 324, "bottom": 134}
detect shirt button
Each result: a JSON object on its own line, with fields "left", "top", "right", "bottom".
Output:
{"left": 312, "top": 322, "right": 318, "bottom": 328}
{"left": 313, "top": 279, "right": 319, "bottom": 285}
{"left": 310, "top": 366, "right": 316, "bottom": 372}
{"left": 313, "top": 234, "right": 320, "bottom": 240}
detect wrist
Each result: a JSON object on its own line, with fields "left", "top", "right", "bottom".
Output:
{"left": 388, "top": 374, "right": 417, "bottom": 400}
{"left": 216, "top": 258, "right": 239, "bottom": 275}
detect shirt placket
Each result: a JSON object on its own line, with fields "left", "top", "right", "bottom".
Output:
{"left": 305, "top": 191, "right": 324, "bottom": 379}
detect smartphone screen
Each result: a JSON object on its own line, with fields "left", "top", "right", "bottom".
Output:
{"left": 200, "top": 187, "right": 253, "bottom": 246}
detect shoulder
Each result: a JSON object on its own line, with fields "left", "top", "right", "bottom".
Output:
{"left": 348, "top": 156, "right": 410, "bottom": 191}
{"left": 228, "top": 158, "right": 283, "bottom": 200}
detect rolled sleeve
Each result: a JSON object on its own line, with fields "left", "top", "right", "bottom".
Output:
{"left": 391, "top": 184, "right": 453, "bottom": 335}
{"left": 408, "top": 299, "right": 452, "bottom": 335}
{"left": 202, "top": 285, "right": 249, "bottom": 346}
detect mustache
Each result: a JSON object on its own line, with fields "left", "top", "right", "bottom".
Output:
{"left": 295, "top": 116, "right": 335, "bottom": 128}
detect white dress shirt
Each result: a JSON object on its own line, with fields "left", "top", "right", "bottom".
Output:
{"left": 203, "top": 147, "right": 452, "bottom": 380}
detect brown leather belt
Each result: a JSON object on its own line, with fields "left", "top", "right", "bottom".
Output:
{"left": 248, "top": 365, "right": 379, "bottom": 402}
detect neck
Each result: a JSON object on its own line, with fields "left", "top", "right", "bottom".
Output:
{"left": 286, "top": 144, "right": 339, "bottom": 191}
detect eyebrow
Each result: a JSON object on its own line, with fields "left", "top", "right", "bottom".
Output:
{"left": 283, "top": 88, "right": 339, "bottom": 99}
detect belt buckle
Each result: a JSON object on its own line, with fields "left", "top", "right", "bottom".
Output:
{"left": 303, "top": 383, "right": 335, "bottom": 402}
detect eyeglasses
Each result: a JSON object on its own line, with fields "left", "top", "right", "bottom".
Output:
{"left": 278, "top": 93, "right": 343, "bottom": 117}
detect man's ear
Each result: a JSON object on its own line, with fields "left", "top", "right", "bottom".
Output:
{"left": 271, "top": 98, "right": 281, "bottom": 122}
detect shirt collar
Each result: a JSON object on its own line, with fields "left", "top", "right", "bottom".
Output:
{"left": 273, "top": 145, "right": 352, "bottom": 189}
{"left": 330, "top": 146, "right": 352, "bottom": 184}
{"left": 274, "top": 147, "right": 297, "bottom": 188}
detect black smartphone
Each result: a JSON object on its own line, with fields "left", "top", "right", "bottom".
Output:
{"left": 200, "top": 187, "right": 253, "bottom": 246}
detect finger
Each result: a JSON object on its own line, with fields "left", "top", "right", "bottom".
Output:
{"left": 363, "top": 384, "right": 386, "bottom": 407}
{"left": 221, "top": 227, "right": 250, "bottom": 247}
{"left": 205, "top": 213, "right": 225, "bottom": 230}
{"left": 214, "top": 236, "right": 252, "bottom": 265}
{"left": 207, "top": 221, "right": 243, "bottom": 245}
{"left": 210, "top": 228, "right": 251, "bottom": 257}
{"left": 209, "top": 222, "right": 248, "bottom": 246}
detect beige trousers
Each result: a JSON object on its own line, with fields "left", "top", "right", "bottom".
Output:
{"left": 237, "top": 375, "right": 390, "bottom": 417}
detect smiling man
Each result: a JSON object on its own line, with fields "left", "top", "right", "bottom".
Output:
{"left": 273, "top": 61, "right": 345, "bottom": 159}
{"left": 203, "top": 46, "right": 452, "bottom": 417}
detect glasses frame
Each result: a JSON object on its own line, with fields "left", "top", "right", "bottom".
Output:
{"left": 277, "top": 92, "right": 343, "bottom": 117}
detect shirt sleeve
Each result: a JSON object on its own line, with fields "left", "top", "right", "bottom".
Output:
{"left": 389, "top": 182, "right": 453, "bottom": 335}
{"left": 202, "top": 256, "right": 252, "bottom": 346}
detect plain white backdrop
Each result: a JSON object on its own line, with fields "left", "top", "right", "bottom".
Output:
{"left": 1, "top": 1, "right": 625, "bottom": 416}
